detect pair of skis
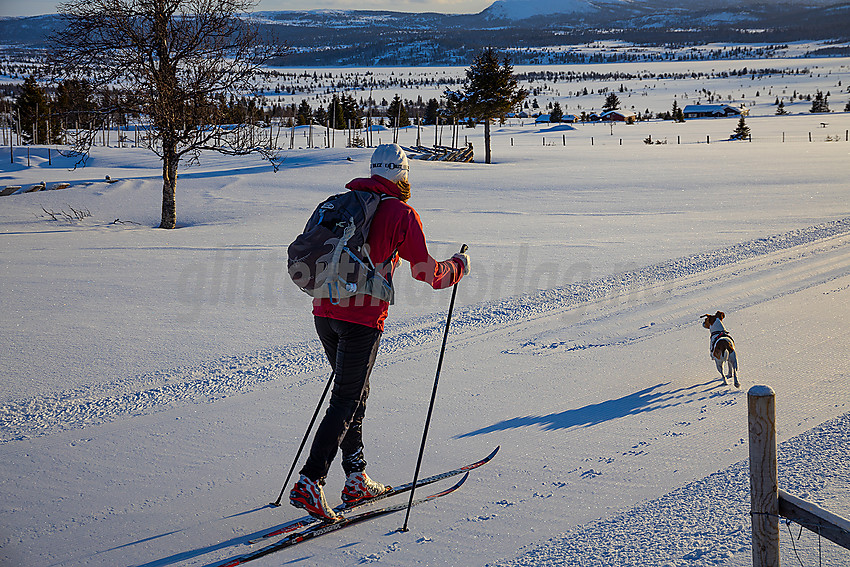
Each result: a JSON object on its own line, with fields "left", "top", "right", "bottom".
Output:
{"left": 219, "top": 446, "right": 499, "bottom": 566}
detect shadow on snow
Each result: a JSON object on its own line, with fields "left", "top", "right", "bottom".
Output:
{"left": 115, "top": 505, "right": 303, "bottom": 567}
{"left": 456, "top": 380, "right": 727, "bottom": 438}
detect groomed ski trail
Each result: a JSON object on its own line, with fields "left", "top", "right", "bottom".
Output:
{"left": 3, "top": 217, "right": 850, "bottom": 444}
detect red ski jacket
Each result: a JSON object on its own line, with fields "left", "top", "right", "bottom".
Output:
{"left": 312, "top": 175, "right": 465, "bottom": 331}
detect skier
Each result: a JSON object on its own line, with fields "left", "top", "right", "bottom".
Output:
{"left": 289, "top": 143, "right": 471, "bottom": 521}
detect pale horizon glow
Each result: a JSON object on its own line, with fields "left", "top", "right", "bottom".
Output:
{"left": 0, "top": 0, "right": 826, "bottom": 17}
{"left": 0, "top": 0, "right": 494, "bottom": 17}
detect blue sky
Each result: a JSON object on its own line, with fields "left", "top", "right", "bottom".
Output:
{"left": 0, "top": 0, "right": 493, "bottom": 17}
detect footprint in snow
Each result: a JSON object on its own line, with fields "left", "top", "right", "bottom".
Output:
{"left": 469, "top": 513, "right": 499, "bottom": 521}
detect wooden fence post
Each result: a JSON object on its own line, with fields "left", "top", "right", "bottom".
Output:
{"left": 749, "top": 385, "right": 779, "bottom": 567}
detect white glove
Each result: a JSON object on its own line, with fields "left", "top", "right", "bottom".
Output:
{"left": 452, "top": 252, "right": 470, "bottom": 276}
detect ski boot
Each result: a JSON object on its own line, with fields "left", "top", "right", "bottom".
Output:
{"left": 290, "top": 475, "right": 340, "bottom": 522}
{"left": 341, "top": 471, "right": 390, "bottom": 506}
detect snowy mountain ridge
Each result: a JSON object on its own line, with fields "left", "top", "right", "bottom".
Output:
{"left": 1, "top": 0, "right": 849, "bottom": 65}
{"left": 483, "top": 0, "right": 603, "bottom": 19}
{"left": 479, "top": 0, "right": 843, "bottom": 21}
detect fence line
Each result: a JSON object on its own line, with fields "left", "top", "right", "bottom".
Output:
{"left": 4, "top": 123, "right": 849, "bottom": 170}
{"left": 748, "top": 385, "right": 850, "bottom": 567}
{"left": 501, "top": 129, "right": 850, "bottom": 148}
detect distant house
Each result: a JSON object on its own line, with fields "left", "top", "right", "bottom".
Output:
{"left": 535, "top": 114, "right": 552, "bottom": 124}
{"left": 682, "top": 104, "right": 749, "bottom": 119}
{"left": 600, "top": 110, "right": 637, "bottom": 124}
{"left": 562, "top": 114, "right": 578, "bottom": 123}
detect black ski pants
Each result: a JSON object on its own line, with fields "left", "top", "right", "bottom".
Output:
{"left": 300, "top": 316, "right": 382, "bottom": 482}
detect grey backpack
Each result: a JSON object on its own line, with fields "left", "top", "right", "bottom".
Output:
{"left": 287, "top": 190, "right": 395, "bottom": 304}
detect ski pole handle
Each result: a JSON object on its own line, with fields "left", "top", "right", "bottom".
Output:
{"left": 455, "top": 244, "right": 469, "bottom": 276}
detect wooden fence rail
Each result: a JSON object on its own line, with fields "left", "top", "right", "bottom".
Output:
{"left": 778, "top": 489, "right": 850, "bottom": 550}
{"left": 748, "top": 385, "right": 850, "bottom": 567}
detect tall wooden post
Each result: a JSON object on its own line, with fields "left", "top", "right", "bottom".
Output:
{"left": 748, "top": 385, "right": 779, "bottom": 567}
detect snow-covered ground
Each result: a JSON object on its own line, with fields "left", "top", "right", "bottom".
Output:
{"left": 1, "top": 57, "right": 849, "bottom": 567}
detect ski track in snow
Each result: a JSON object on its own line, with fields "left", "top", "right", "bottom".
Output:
{"left": 487, "top": 412, "right": 850, "bottom": 567}
{"left": 2, "top": 217, "right": 850, "bottom": 444}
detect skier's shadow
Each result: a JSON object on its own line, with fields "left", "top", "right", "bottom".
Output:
{"left": 456, "top": 381, "right": 723, "bottom": 438}
{"left": 118, "top": 505, "right": 306, "bottom": 567}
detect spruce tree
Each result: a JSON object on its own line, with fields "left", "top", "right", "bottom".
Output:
{"left": 329, "top": 94, "right": 344, "bottom": 129}
{"left": 424, "top": 98, "right": 440, "bottom": 125}
{"left": 810, "top": 91, "right": 830, "bottom": 113}
{"left": 602, "top": 92, "right": 620, "bottom": 112}
{"left": 314, "top": 105, "right": 327, "bottom": 126}
{"left": 387, "top": 94, "right": 410, "bottom": 128}
{"left": 15, "top": 76, "right": 60, "bottom": 144}
{"left": 550, "top": 102, "right": 563, "bottom": 123}
{"left": 342, "top": 95, "right": 361, "bottom": 129}
{"left": 54, "top": 78, "right": 96, "bottom": 130}
{"left": 297, "top": 100, "right": 312, "bottom": 126}
{"left": 672, "top": 100, "right": 685, "bottom": 122}
{"left": 732, "top": 116, "right": 750, "bottom": 140}
{"left": 447, "top": 47, "right": 526, "bottom": 164}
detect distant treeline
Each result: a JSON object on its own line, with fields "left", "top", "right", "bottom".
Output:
{"left": 514, "top": 67, "right": 814, "bottom": 84}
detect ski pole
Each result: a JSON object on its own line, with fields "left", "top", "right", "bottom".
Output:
{"left": 270, "top": 370, "right": 335, "bottom": 507}
{"left": 399, "top": 244, "right": 467, "bottom": 532}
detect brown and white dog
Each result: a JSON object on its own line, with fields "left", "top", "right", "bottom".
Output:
{"left": 701, "top": 311, "right": 739, "bottom": 387}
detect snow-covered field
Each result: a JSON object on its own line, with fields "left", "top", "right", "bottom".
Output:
{"left": 1, "top": 57, "right": 849, "bottom": 567}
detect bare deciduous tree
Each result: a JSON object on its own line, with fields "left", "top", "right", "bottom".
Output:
{"left": 52, "top": 0, "right": 285, "bottom": 228}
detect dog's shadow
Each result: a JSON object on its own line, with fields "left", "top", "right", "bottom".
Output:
{"left": 456, "top": 381, "right": 725, "bottom": 438}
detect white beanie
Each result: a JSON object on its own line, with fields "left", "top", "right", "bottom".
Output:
{"left": 370, "top": 143, "right": 409, "bottom": 185}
